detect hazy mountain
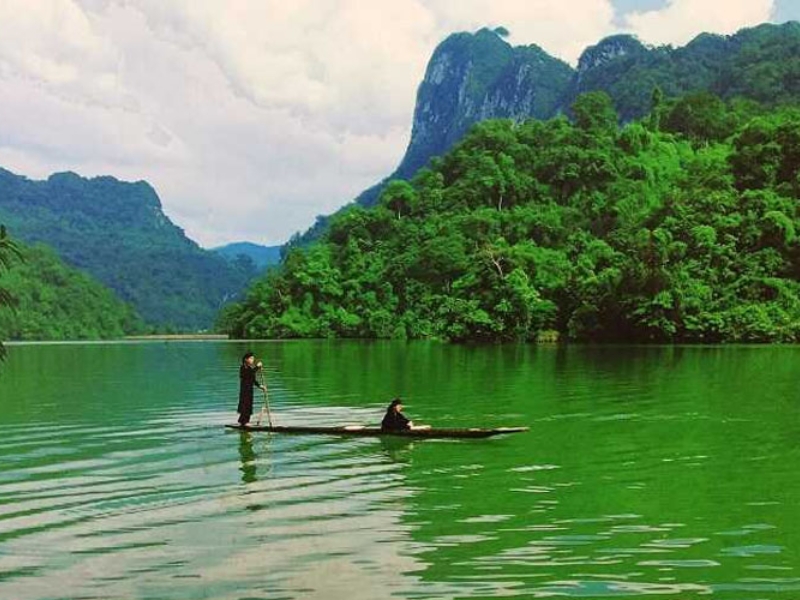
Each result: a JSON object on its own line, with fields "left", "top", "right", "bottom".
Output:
{"left": 212, "top": 242, "right": 282, "bottom": 270}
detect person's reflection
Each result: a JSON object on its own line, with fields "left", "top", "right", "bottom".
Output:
{"left": 238, "top": 431, "right": 257, "bottom": 484}
{"left": 380, "top": 436, "right": 415, "bottom": 463}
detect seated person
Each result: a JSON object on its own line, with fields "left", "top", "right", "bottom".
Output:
{"left": 381, "top": 398, "right": 413, "bottom": 431}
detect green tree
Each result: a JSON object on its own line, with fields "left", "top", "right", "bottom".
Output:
{"left": 380, "top": 180, "right": 418, "bottom": 219}
{"left": 663, "top": 92, "right": 735, "bottom": 142}
{"left": 649, "top": 86, "right": 664, "bottom": 131}
{"left": 0, "top": 226, "right": 22, "bottom": 360}
{"left": 571, "top": 91, "right": 618, "bottom": 135}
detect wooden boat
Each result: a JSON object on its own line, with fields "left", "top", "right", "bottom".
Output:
{"left": 225, "top": 424, "right": 528, "bottom": 439}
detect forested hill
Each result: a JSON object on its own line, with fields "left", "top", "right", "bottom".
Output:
{"left": 334, "top": 21, "right": 800, "bottom": 215}
{"left": 0, "top": 169, "right": 252, "bottom": 329}
{"left": 0, "top": 242, "right": 142, "bottom": 340}
{"left": 220, "top": 93, "right": 800, "bottom": 343}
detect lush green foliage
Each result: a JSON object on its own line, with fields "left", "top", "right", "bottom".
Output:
{"left": 0, "top": 170, "right": 254, "bottom": 329}
{"left": 0, "top": 242, "right": 143, "bottom": 341}
{"left": 221, "top": 94, "right": 800, "bottom": 343}
{"left": 302, "top": 22, "right": 800, "bottom": 247}
{"left": 573, "top": 23, "right": 800, "bottom": 120}
{"left": 0, "top": 225, "right": 22, "bottom": 360}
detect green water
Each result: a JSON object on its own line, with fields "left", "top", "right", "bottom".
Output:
{"left": 0, "top": 341, "right": 798, "bottom": 599}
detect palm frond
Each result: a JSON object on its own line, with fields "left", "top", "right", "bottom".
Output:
{"left": 0, "top": 285, "right": 16, "bottom": 310}
{"left": 0, "top": 225, "right": 23, "bottom": 272}
{"left": 0, "top": 225, "right": 21, "bottom": 364}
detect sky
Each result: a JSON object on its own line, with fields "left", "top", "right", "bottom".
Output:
{"left": 0, "top": 1, "right": 796, "bottom": 248}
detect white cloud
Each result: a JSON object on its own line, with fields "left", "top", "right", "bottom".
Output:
{"left": 423, "top": 0, "right": 616, "bottom": 63}
{"left": 623, "top": 0, "right": 775, "bottom": 46}
{"left": 0, "top": 0, "right": 780, "bottom": 246}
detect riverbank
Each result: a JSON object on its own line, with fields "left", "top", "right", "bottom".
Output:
{"left": 124, "top": 334, "right": 229, "bottom": 341}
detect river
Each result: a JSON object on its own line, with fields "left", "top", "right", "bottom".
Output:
{"left": 0, "top": 341, "right": 797, "bottom": 599}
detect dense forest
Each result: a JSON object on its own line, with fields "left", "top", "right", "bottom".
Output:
{"left": 220, "top": 91, "right": 800, "bottom": 343}
{"left": 305, "top": 21, "right": 800, "bottom": 243}
{"left": 0, "top": 241, "right": 143, "bottom": 341}
{"left": 0, "top": 170, "right": 253, "bottom": 329}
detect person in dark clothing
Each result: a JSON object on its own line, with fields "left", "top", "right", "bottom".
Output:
{"left": 237, "top": 352, "right": 265, "bottom": 426}
{"left": 381, "top": 398, "right": 413, "bottom": 431}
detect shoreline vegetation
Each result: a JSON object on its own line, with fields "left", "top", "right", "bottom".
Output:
{"left": 5, "top": 337, "right": 800, "bottom": 348}
{"left": 124, "top": 334, "right": 229, "bottom": 341}
{"left": 220, "top": 92, "right": 800, "bottom": 345}
{"left": 4, "top": 334, "right": 229, "bottom": 346}
{"left": 2, "top": 93, "right": 799, "bottom": 349}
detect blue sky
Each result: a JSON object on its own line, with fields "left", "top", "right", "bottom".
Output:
{"left": 0, "top": 1, "right": 794, "bottom": 246}
{"left": 613, "top": 0, "right": 667, "bottom": 20}
{"left": 773, "top": 0, "right": 800, "bottom": 22}
{"left": 615, "top": 0, "right": 800, "bottom": 22}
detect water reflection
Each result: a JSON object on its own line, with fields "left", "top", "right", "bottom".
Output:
{"left": 238, "top": 431, "right": 257, "bottom": 484}
{"left": 0, "top": 341, "right": 797, "bottom": 600}
{"left": 379, "top": 436, "right": 415, "bottom": 463}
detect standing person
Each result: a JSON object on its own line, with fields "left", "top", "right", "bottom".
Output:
{"left": 238, "top": 352, "right": 264, "bottom": 426}
{"left": 381, "top": 398, "right": 413, "bottom": 431}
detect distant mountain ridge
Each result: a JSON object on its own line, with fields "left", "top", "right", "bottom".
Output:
{"left": 0, "top": 168, "right": 253, "bottom": 329}
{"left": 212, "top": 242, "right": 282, "bottom": 269}
{"left": 345, "top": 21, "right": 800, "bottom": 209}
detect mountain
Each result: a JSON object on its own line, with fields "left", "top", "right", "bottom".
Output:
{"left": 325, "top": 21, "right": 800, "bottom": 217}
{"left": 354, "top": 27, "right": 573, "bottom": 208}
{"left": 0, "top": 242, "right": 143, "bottom": 340}
{"left": 571, "top": 23, "right": 800, "bottom": 120}
{"left": 212, "top": 242, "right": 282, "bottom": 270}
{"left": 0, "top": 169, "right": 253, "bottom": 329}
{"left": 395, "top": 29, "right": 574, "bottom": 186}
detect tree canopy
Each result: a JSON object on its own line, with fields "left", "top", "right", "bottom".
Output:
{"left": 0, "top": 241, "right": 143, "bottom": 342}
{"left": 221, "top": 92, "right": 800, "bottom": 344}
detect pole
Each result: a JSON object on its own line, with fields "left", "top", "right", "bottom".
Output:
{"left": 256, "top": 368, "right": 273, "bottom": 427}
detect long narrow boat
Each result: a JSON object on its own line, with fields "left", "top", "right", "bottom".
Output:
{"left": 225, "top": 424, "right": 528, "bottom": 439}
